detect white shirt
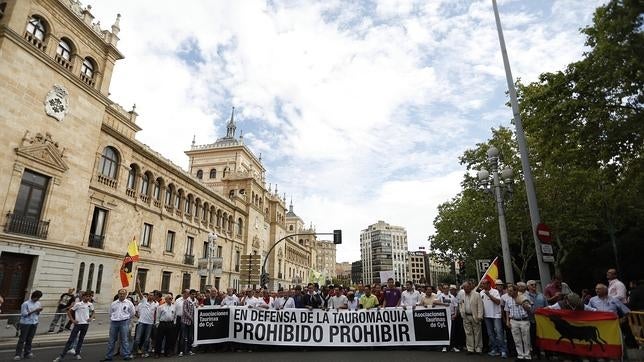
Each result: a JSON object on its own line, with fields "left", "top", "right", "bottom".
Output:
{"left": 282, "top": 297, "right": 296, "bottom": 309}
{"left": 174, "top": 297, "right": 184, "bottom": 317}
{"left": 109, "top": 299, "right": 135, "bottom": 322}
{"left": 245, "top": 296, "right": 268, "bottom": 308}
{"left": 156, "top": 303, "right": 175, "bottom": 323}
{"left": 328, "top": 295, "right": 348, "bottom": 309}
{"left": 136, "top": 297, "right": 158, "bottom": 325}
{"left": 71, "top": 301, "right": 93, "bottom": 324}
{"left": 480, "top": 288, "right": 502, "bottom": 318}
{"left": 347, "top": 298, "right": 359, "bottom": 310}
{"left": 609, "top": 279, "right": 627, "bottom": 303}
{"left": 272, "top": 297, "right": 286, "bottom": 309}
{"left": 221, "top": 294, "right": 240, "bottom": 307}
{"left": 401, "top": 289, "right": 421, "bottom": 307}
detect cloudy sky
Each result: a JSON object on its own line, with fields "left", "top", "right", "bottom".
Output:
{"left": 90, "top": 0, "right": 604, "bottom": 262}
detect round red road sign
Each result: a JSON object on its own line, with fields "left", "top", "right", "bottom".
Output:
{"left": 536, "top": 223, "right": 552, "bottom": 243}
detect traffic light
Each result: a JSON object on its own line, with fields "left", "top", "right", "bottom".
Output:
{"left": 333, "top": 229, "right": 342, "bottom": 244}
{"left": 260, "top": 272, "right": 270, "bottom": 287}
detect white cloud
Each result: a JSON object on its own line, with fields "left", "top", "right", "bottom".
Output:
{"left": 89, "top": 0, "right": 605, "bottom": 262}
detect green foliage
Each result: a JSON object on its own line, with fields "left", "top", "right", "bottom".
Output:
{"left": 430, "top": 0, "right": 643, "bottom": 289}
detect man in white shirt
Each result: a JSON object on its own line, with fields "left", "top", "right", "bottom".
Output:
{"left": 174, "top": 289, "right": 188, "bottom": 356}
{"left": 346, "top": 291, "right": 359, "bottom": 310}
{"left": 102, "top": 289, "right": 135, "bottom": 361}
{"left": 480, "top": 279, "right": 507, "bottom": 358}
{"left": 282, "top": 289, "right": 296, "bottom": 309}
{"left": 328, "top": 287, "right": 348, "bottom": 309}
{"left": 220, "top": 288, "right": 240, "bottom": 307}
{"left": 154, "top": 295, "right": 175, "bottom": 358}
{"left": 272, "top": 289, "right": 286, "bottom": 310}
{"left": 134, "top": 291, "right": 158, "bottom": 358}
{"left": 245, "top": 289, "right": 270, "bottom": 309}
{"left": 607, "top": 268, "right": 627, "bottom": 303}
{"left": 54, "top": 291, "right": 93, "bottom": 361}
{"left": 401, "top": 281, "right": 421, "bottom": 308}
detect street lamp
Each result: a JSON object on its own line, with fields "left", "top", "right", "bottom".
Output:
{"left": 478, "top": 145, "right": 514, "bottom": 284}
{"left": 207, "top": 232, "right": 217, "bottom": 288}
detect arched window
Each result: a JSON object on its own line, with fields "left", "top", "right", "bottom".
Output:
{"left": 140, "top": 173, "right": 149, "bottom": 195}
{"left": 175, "top": 189, "right": 182, "bottom": 209}
{"left": 228, "top": 215, "right": 234, "bottom": 233}
{"left": 127, "top": 165, "right": 137, "bottom": 189}
{"left": 99, "top": 146, "right": 119, "bottom": 179}
{"left": 86, "top": 263, "right": 94, "bottom": 291}
{"left": 56, "top": 38, "right": 73, "bottom": 60}
{"left": 26, "top": 15, "right": 46, "bottom": 41}
{"left": 216, "top": 210, "right": 222, "bottom": 227}
{"left": 289, "top": 225, "right": 294, "bottom": 231}
{"left": 165, "top": 184, "right": 174, "bottom": 205}
{"left": 196, "top": 170, "right": 203, "bottom": 179}
{"left": 81, "top": 57, "right": 95, "bottom": 78}
{"left": 153, "top": 178, "right": 161, "bottom": 200}
{"left": 237, "top": 218, "right": 243, "bottom": 235}
{"left": 96, "top": 264, "right": 103, "bottom": 294}
{"left": 76, "top": 262, "right": 85, "bottom": 291}
{"left": 223, "top": 167, "right": 229, "bottom": 178}
{"left": 185, "top": 195, "right": 193, "bottom": 214}
{"left": 209, "top": 169, "right": 216, "bottom": 179}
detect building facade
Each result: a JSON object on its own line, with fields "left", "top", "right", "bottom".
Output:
{"left": 313, "top": 239, "right": 336, "bottom": 281}
{"left": 351, "top": 260, "right": 362, "bottom": 285}
{"left": 0, "top": 0, "right": 315, "bottom": 311}
{"left": 359, "top": 220, "right": 408, "bottom": 284}
{"left": 407, "top": 251, "right": 427, "bottom": 284}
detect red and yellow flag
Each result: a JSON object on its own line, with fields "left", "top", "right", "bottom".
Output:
{"left": 478, "top": 256, "right": 499, "bottom": 286}
{"left": 535, "top": 308, "right": 622, "bottom": 359}
{"left": 120, "top": 238, "right": 140, "bottom": 288}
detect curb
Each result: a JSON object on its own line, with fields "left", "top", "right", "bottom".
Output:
{"left": 0, "top": 335, "right": 109, "bottom": 351}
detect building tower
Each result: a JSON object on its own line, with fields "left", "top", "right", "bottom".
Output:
{"left": 360, "top": 220, "right": 408, "bottom": 284}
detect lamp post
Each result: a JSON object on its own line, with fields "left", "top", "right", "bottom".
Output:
{"left": 491, "top": 0, "right": 551, "bottom": 287}
{"left": 478, "top": 146, "right": 514, "bottom": 284}
{"left": 207, "top": 232, "right": 217, "bottom": 288}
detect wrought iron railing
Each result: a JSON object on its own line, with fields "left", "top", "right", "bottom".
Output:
{"left": 5, "top": 212, "right": 49, "bottom": 239}
{"left": 88, "top": 233, "right": 104, "bottom": 248}
{"left": 184, "top": 254, "right": 195, "bottom": 265}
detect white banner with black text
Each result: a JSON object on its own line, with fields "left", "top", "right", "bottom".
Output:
{"left": 194, "top": 306, "right": 451, "bottom": 347}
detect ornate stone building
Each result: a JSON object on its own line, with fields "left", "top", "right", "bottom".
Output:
{"left": 0, "top": 0, "right": 314, "bottom": 310}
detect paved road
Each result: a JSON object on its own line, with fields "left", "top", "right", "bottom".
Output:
{"left": 1, "top": 343, "right": 493, "bottom": 362}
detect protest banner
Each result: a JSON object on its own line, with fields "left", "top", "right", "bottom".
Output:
{"left": 535, "top": 308, "right": 622, "bottom": 360}
{"left": 194, "top": 306, "right": 451, "bottom": 347}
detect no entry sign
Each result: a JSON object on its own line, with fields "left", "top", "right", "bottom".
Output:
{"left": 536, "top": 223, "right": 552, "bottom": 244}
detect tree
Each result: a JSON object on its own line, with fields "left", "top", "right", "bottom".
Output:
{"left": 430, "top": 0, "right": 643, "bottom": 288}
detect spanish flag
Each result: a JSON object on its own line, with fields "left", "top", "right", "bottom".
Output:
{"left": 535, "top": 308, "right": 622, "bottom": 359}
{"left": 478, "top": 257, "right": 499, "bottom": 287}
{"left": 120, "top": 238, "right": 140, "bottom": 288}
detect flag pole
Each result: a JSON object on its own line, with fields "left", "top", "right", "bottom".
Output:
{"left": 477, "top": 256, "right": 499, "bottom": 288}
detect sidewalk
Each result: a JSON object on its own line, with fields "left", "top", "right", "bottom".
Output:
{"left": 0, "top": 314, "right": 109, "bottom": 351}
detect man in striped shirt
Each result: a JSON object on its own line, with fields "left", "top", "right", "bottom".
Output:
{"left": 504, "top": 285, "right": 532, "bottom": 360}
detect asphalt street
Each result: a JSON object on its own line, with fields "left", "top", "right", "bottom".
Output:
{"left": 0, "top": 343, "right": 493, "bottom": 362}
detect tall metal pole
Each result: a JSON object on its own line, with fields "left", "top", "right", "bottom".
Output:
{"left": 492, "top": 0, "right": 551, "bottom": 288}
{"left": 490, "top": 155, "right": 514, "bottom": 284}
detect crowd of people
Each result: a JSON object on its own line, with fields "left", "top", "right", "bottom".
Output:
{"left": 7, "top": 267, "right": 642, "bottom": 361}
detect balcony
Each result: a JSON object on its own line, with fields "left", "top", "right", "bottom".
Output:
{"left": 183, "top": 254, "right": 195, "bottom": 265}
{"left": 24, "top": 32, "right": 46, "bottom": 52}
{"left": 55, "top": 54, "right": 73, "bottom": 71}
{"left": 5, "top": 212, "right": 49, "bottom": 239}
{"left": 88, "top": 234, "right": 104, "bottom": 249}
{"left": 97, "top": 174, "right": 117, "bottom": 189}
{"left": 278, "top": 272, "right": 283, "bottom": 279}
{"left": 139, "top": 194, "right": 150, "bottom": 203}
{"left": 80, "top": 73, "right": 96, "bottom": 87}
{"left": 126, "top": 188, "right": 136, "bottom": 199}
